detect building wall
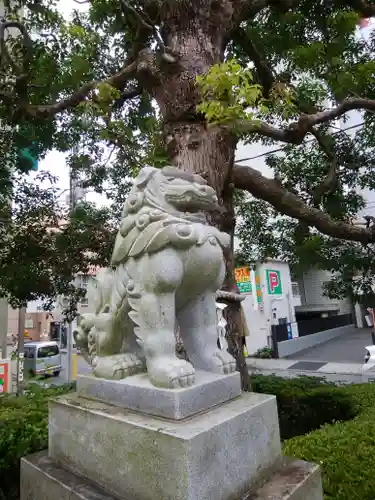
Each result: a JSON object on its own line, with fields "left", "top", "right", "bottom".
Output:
{"left": 52, "top": 271, "right": 97, "bottom": 323}
{"left": 7, "top": 307, "right": 52, "bottom": 342}
{"left": 296, "top": 269, "right": 353, "bottom": 316}
{"left": 240, "top": 260, "right": 298, "bottom": 354}
{"left": 7, "top": 307, "right": 18, "bottom": 341}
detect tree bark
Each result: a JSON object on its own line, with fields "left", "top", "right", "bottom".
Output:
{"left": 138, "top": 8, "right": 251, "bottom": 389}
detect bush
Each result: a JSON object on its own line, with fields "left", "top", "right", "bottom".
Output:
{"left": 284, "top": 382, "right": 375, "bottom": 500}
{"left": 251, "top": 375, "right": 358, "bottom": 440}
{"left": 0, "top": 383, "right": 75, "bottom": 500}
{"left": 251, "top": 347, "right": 274, "bottom": 359}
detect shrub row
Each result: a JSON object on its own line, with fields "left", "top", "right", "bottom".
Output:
{"left": 251, "top": 374, "right": 358, "bottom": 440}
{"left": 284, "top": 382, "right": 375, "bottom": 500}
{"left": 0, "top": 383, "right": 75, "bottom": 500}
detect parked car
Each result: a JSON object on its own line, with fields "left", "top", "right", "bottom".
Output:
{"left": 24, "top": 341, "right": 62, "bottom": 377}
{"left": 363, "top": 345, "right": 375, "bottom": 371}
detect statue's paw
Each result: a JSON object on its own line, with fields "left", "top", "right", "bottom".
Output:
{"left": 205, "top": 349, "right": 237, "bottom": 375}
{"left": 113, "top": 353, "right": 146, "bottom": 379}
{"left": 93, "top": 353, "right": 145, "bottom": 380}
{"left": 148, "top": 357, "right": 195, "bottom": 389}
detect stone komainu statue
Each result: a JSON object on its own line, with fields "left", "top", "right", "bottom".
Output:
{"left": 74, "top": 166, "right": 236, "bottom": 388}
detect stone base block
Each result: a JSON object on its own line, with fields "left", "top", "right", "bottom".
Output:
{"left": 244, "top": 456, "right": 323, "bottom": 500}
{"left": 49, "top": 392, "right": 281, "bottom": 500}
{"left": 21, "top": 453, "right": 323, "bottom": 500}
{"left": 77, "top": 370, "right": 241, "bottom": 420}
{"left": 21, "top": 451, "right": 120, "bottom": 500}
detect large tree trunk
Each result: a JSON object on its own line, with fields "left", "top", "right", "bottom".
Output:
{"left": 140, "top": 6, "right": 251, "bottom": 389}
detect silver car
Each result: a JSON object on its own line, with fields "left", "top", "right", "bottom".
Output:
{"left": 23, "top": 341, "right": 62, "bottom": 377}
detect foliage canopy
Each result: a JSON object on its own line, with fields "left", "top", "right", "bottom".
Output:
{"left": 1, "top": 0, "right": 375, "bottom": 304}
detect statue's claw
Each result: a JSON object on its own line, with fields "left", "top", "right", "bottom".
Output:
{"left": 201, "top": 349, "right": 237, "bottom": 375}
{"left": 148, "top": 357, "right": 195, "bottom": 389}
{"left": 93, "top": 353, "right": 145, "bottom": 380}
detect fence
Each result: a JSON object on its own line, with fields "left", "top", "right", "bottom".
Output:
{"left": 270, "top": 313, "right": 354, "bottom": 357}
{"left": 297, "top": 313, "right": 353, "bottom": 337}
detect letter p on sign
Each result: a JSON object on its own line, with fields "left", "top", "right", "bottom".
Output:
{"left": 267, "top": 270, "right": 282, "bottom": 295}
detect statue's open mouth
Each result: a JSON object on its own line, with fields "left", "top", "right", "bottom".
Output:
{"left": 165, "top": 190, "right": 219, "bottom": 212}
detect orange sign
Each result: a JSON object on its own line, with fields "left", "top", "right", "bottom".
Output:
{"left": 235, "top": 266, "right": 251, "bottom": 283}
{"left": 0, "top": 361, "right": 9, "bottom": 394}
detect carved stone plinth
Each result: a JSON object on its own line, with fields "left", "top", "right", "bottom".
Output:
{"left": 20, "top": 374, "right": 324, "bottom": 500}
{"left": 35, "top": 391, "right": 282, "bottom": 500}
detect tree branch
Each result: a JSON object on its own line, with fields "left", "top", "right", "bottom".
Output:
{"left": 0, "top": 20, "right": 32, "bottom": 101}
{"left": 0, "top": 11, "right": 164, "bottom": 118}
{"left": 120, "top": 0, "right": 176, "bottom": 62}
{"left": 228, "top": 97, "right": 375, "bottom": 143}
{"left": 232, "top": 27, "right": 276, "bottom": 97}
{"left": 347, "top": 0, "right": 375, "bottom": 17}
{"left": 310, "top": 129, "right": 339, "bottom": 206}
{"left": 234, "top": 0, "right": 304, "bottom": 22}
{"left": 0, "top": 20, "right": 32, "bottom": 70}
{"left": 232, "top": 163, "right": 375, "bottom": 243}
{"left": 112, "top": 85, "right": 143, "bottom": 110}
{"left": 26, "top": 60, "right": 138, "bottom": 117}
{"left": 234, "top": 0, "right": 375, "bottom": 23}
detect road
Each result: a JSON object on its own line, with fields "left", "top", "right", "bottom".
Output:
{"left": 0, "top": 346, "right": 93, "bottom": 389}
{"left": 50, "top": 353, "right": 92, "bottom": 386}
{"left": 4, "top": 327, "right": 375, "bottom": 387}
{"left": 287, "top": 327, "right": 373, "bottom": 363}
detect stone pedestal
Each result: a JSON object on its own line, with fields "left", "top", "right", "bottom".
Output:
{"left": 77, "top": 370, "right": 241, "bottom": 420}
{"left": 20, "top": 371, "right": 323, "bottom": 500}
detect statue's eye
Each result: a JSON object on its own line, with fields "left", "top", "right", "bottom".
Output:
{"left": 166, "top": 177, "right": 175, "bottom": 181}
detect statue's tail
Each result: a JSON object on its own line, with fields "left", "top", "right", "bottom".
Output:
{"left": 73, "top": 268, "right": 115, "bottom": 364}
{"left": 73, "top": 317, "right": 94, "bottom": 364}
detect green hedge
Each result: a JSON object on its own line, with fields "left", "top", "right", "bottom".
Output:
{"left": 251, "top": 375, "right": 358, "bottom": 440}
{"left": 0, "top": 383, "right": 75, "bottom": 500}
{"left": 284, "top": 383, "right": 375, "bottom": 500}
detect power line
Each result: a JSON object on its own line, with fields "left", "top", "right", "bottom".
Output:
{"left": 235, "top": 122, "right": 365, "bottom": 163}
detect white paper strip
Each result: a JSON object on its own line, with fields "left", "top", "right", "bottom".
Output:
{"left": 250, "top": 267, "right": 258, "bottom": 311}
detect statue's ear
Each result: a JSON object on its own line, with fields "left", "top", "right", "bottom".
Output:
{"left": 134, "top": 165, "right": 158, "bottom": 188}
{"left": 161, "top": 165, "right": 207, "bottom": 185}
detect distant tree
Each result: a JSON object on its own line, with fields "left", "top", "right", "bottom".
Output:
{"left": 0, "top": 170, "right": 116, "bottom": 310}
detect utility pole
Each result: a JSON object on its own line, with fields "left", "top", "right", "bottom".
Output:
{"left": 16, "top": 305, "right": 26, "bottom": 395}
{"left": 0, "top": 300, "right": 8, "bottom": 359}
{"left": 65, "top": 158, "right": 85, "bottom": 382}
{"left": 66, "top": 167, "right": 75, "bottom": 383}
{"left": 65, "top": 143, "right": 87, "bottom": 383}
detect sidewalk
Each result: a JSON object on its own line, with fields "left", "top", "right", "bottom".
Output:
{"left": 246, "top": 357, "right": 375, "bottom": 384}
{"left": 286, "top": 327, "right": 373, "bottom": 363}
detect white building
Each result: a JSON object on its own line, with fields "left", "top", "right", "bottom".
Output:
{"left": 238, "top": 260, "right": 299, "bottom": 354}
